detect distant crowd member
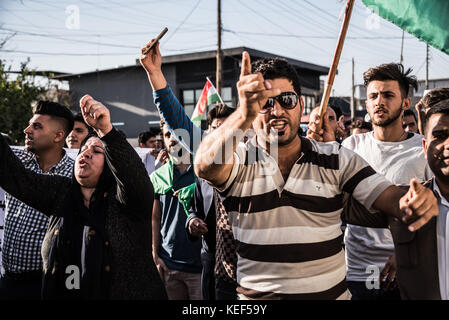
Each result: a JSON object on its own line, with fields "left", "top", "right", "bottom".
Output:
{"left": 415, "top": 87, "right": 449, "bottom": 134}
{"left": 66, "top": 112, "right": 92, "bottom": 149}
{"left": 138, "top": 129, "right": 168, "bottom": 175}
{"left": 307, "top": 105, "right": 346, "bottom": 142}
{"left": 150, "top": 119, "right": 202, "bottom": 300}
{"left": 341, "top": 63, "right": 432, "bottom": 300}
{"left": 0, "top": 101, "right": 74, "bottom": 299}
{"left": 402, "top": 109, "right": 418, "bottom": 133}
{"left": 0, "top": 95, "right": 167, "bottom": 299}
{"left": 351, "top": 119, "right": 372, "bottom": 135}
{"left": 139, "top": 130, "right": 158, "bottom": 152}
{"left": 195, "top": 52, "right": 438, "bottom": 300}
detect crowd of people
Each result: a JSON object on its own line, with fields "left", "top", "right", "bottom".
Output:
{"left": 0, "top": 38, "right": 448, "bottom": 300}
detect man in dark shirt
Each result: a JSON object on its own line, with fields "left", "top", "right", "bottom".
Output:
{"left": 150, "top": 119, "right": 202, "bottom": 300}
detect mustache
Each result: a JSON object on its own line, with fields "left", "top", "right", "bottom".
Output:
{"left": 373, "top": 107, "right": 388, "bottom": 113}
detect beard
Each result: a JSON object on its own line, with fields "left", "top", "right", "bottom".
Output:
{"left": 370, "top": 106, "right": 403, "bottom": 127}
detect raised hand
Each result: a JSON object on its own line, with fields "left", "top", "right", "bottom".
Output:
{"left": 79, "top": 94, "right": 113, "bottom": 137}
{"left": 139, "top": 39, "right": 162, "bottom": 75}
{"left": 400, "top": 178, "right": 439, "bottom": 231}
{"left": 237, "top": 51, "right": 281, "bottom": 120}
{"left": 307, "top": 109, "right": 336, "bottom": 142}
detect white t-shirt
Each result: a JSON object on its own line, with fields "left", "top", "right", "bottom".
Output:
{"left": 342, "top": 131, "right": 433, "bottom": 282}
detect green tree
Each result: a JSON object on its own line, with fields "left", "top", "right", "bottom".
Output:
{"left": 0, "top": 58, "right": 47, "bottom": 145}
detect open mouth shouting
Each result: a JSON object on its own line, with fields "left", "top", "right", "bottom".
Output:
{"left": 269, "top": 119, "right": 288, "bottom": 135}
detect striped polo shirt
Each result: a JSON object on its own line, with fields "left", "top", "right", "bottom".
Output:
{"left": 217, "top": 136, "right": 392, "bottom": 300}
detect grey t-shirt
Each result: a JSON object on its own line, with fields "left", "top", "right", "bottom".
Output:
{"left": 342, "top": 131, "right": 433, "bottom": 282}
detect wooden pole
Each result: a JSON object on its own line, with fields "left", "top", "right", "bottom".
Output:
{"left": 318, "top": 0, "right": 355, "bottom": 127}
{"left": 425, "top": 44, "right": 429, "bottom": 90}
{"left": 351, "top": 57, "right": 355, "bottom": 121}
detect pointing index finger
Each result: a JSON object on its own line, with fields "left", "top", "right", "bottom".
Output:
{"left": 240, "top": 51, "right": 252, "bottom": 78}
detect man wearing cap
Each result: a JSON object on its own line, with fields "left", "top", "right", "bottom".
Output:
{"left": 0, "top": 101, "right": 74, "bottom": 299}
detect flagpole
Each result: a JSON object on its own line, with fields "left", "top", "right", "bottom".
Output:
{"left": 318, "top": 0, "right": 355, "bottom": 127}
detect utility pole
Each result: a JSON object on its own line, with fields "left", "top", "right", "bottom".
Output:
{"left": 216, "top": 0, "right": 222, "bottom": 95}
{"left": 425, "top": 43, "right": 429, "bottom": 89}
{"left": 350, "top": 57, "right": 355, "bottom": 120}
{"left": 400, "top": 30, "right": 404, "bottom": 64}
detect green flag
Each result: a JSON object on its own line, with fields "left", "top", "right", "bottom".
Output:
{"left": 150, "top": 158, "right": 196, "bottom": 215}
{"left": 363, "top": 0, "right": 449, "bottom": 54}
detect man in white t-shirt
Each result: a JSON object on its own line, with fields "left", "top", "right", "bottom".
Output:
{"left": 341, "top": 63, "right": 433, "bottom": 299}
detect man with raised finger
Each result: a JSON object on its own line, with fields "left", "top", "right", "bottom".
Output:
{"left": 194, "top": 52, "right": 438, "bottom": 300}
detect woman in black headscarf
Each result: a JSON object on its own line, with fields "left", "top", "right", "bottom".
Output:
{"left": 0, "top": 95, "right": 167, "bottom": 300}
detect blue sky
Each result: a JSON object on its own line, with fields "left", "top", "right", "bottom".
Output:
{"left": 1, "top": 0, "right": 448, "bottom": 96}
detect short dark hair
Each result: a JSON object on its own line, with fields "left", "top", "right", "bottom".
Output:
{"left": 207, "top": 103, "right": 235, "bottom": 125}
{"left": 425, "top": 99, "right": 449, "bottom": 133}
{"left": 351, "top": 119, "right": 372, "bottom": 131}
{"left": 252, "top": 58, "right": 302, "bottom": 97}
{"left": 33, "top": 101, "right": 74, "bottom": 137}
{"left": 403, "top": 109, "right": 417, "bottom": 122}
{"left": 363, "top": 63, "right": 418, "bottom": 98}
{"left": 138, "top": 130, "right": 157, "bottom": 145}
{"left": 73, "top": 112, "right": 93, "bottom": 133}
{"left": 417, "top": 87, "right": 449, "bottom": 112}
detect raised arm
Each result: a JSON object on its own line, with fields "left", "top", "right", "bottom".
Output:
{"left": 0, "top": 135, "right": 70, "bottom": 216}
{"left": 194, "top": 51, "right": 280, "bottom": 187}
{"left": 140, "top": 40, "right": 202, "bottom": 154}
{"left": 80, "top": 95, "right": 154, "bottom": 212}
{"left": 372, "top": 179, "right": 438, "bottom": 232}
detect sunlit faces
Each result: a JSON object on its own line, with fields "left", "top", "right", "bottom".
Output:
{"left": 423, "top": 113, "right": 449, "bottom": 178}
{"left": 24, "top": 114, "right": 63, "bottom": 154}
{"left": 253, "top": 78, "right": 302, "bottom": 146}
{"left": 310, "top": 106, "right": 338, "bottom": 134}
{"left": 366, "top": 80, "right": 409, "bottom": 127}
{"left": 66, "top": 120, "right": 89, "bottom": 149}
{"left": 140, "top": 136, "right": 157, "bottom": 149}
{"left": 162, "top": 125, "right": 189, "bottom": 164}
{"left": 74, "top": 136, "right": 105, "bottom": 188}
{"left": 155, "top": 134, "right": 163, "bottom": 151}
{"left": 402, "top": 114, "right": 418, "bottom": 133}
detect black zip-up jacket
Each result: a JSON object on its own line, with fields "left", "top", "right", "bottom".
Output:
{"left": 0, "top": 128, "right": 167, "bottom": 300}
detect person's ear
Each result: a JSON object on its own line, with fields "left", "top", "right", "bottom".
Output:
{"left": 422, "top": 137, "right": 428, "bottom": 160}
{"left": 54, "top": 130, "right": 65, "bottom": 143}
{"left": 402, "top": 97, "right": 411, "bottom": 111}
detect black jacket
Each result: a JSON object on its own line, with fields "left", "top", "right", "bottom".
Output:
{"left": 343, "top": 181, "right": 441, "bottom": 300}
{"left": 0, "top": 128, "right": 167, "bottom": 300}
{"left": 186, "top": 178, "right": 216, "bottom": 255}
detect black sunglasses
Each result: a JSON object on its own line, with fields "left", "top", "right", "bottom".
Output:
{"left": 260, "top": 92, "right": 299, "bottom": 114}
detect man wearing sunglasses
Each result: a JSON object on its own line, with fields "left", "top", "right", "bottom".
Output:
{"left": 194, "top": 52, "right": 438, "bottom": 300}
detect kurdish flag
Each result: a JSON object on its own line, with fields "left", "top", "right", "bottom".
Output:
{"left": 363, "top": 0, "right": 449, "bottom": 54}
{"left": 191, "top": 78, "right": 222, "bottom": 126}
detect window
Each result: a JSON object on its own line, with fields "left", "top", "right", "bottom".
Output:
{"left": 182, "top": 86, "right": 233, "bottom": 119}
{"left": 303, "top": 95, "right": 316, "bottom": 115}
